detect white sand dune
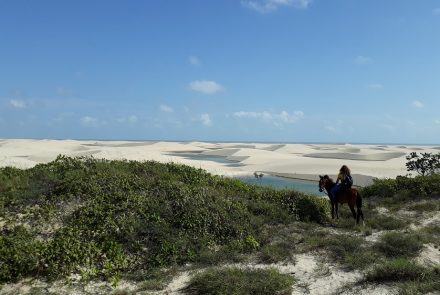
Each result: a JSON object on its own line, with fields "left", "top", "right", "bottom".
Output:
{"left": 1, "top": 139, "right": 439, "bottom": 186}
{"left": 259, "top": 144, "right": 286, "bottom": 151}
{"left": 303, "top": 152, "right": 406, "bottom": 161}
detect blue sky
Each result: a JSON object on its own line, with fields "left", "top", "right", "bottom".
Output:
{"left": 1, "top": 0, "right": 440, "bottom": 143}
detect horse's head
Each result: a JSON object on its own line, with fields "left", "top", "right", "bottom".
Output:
{"left": 318, "top": 175, "right": 332, "bottom": 192}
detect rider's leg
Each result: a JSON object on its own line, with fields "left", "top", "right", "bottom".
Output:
{"left": 330, "top": 185, "right": 340, "bottom": 203}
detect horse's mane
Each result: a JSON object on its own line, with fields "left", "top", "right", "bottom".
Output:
{"left": 323, "top": 175, "right": 335, "bottom": 184}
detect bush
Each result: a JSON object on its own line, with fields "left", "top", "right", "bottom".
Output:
{"left": 184, "top": 267, "right": 294, "bottom": 295}
{"left": 0, "top": 226, "right": 43, "bottom": 283}
{"left": 366, "top": 214, "right": 406, "bottom": 230}
{"left": 361, "top": 178, "right": 397, "bottom": 199}
{"left": 294, "top": 195, "right": 330, "bottom": 224}
{"left": 405, "top": 152, "right": 440, "bottom": 176}
{"left": 362, "top": 174, "right": 440, "bottom": 200}
{"left": 1, "top": 157, "right": 309, "bottom": 283}
{"left": 375, "top": 232, "right": 423, "bottom": 258}
{"left": 366, "top": 258, "right": 427, "bottom": 282}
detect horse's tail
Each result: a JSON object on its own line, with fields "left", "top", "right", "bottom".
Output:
{"left": 356, "top": 190, "right": 362, "bottom": 208}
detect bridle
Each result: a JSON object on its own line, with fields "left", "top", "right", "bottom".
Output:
{"left": 318, "top": 175, "right": 330, "bottom": 194}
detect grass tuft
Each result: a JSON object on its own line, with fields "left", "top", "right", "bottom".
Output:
{"left": 374, "top": 232, "right": 423, "bottom": 258}
{"left": 184, "top": 267, "right": 295, "bottom": 295}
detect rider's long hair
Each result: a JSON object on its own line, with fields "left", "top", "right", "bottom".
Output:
{"left": 340, "top": 165, "right": 351, "bottom": 176}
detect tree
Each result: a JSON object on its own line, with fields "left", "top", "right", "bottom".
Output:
{"left": 405, "top": 152, "right": 440, "bottom": 176}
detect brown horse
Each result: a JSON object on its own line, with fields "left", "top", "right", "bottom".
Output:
{"left": 318, "top": 175, "right": 364, "bottom": 225}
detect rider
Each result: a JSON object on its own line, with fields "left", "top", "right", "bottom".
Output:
{"left": 330, "top": 165, "right": 353, "bottom": 202}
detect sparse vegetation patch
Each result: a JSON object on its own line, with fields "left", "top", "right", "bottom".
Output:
{"left": 184, "top": 267, "right": 295, "bottom": 295}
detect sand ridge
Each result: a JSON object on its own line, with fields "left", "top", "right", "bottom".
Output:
{"left": 1, "top": 139, "right": 439, "bottom": 185}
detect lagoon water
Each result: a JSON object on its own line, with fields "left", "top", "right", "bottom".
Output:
{"left": 237, "top": 175, "right": 327, "bottom": 196}
{"left": 166, "top": 152, "right": 243, "bottom": 167}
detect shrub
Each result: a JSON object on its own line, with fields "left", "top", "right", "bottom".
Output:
{"left": 366, "top": 214, "right": 406, "bottom": 230}
{"left": 362, "top": 174, "right": 440, "bottom": 201}
{"left": 0, "top": 226, "right": 42, "bottom": 283}
{"left": 405, "top": 152, "right": 440, "bottom": 176}
{"left": 305, "top": 232, "right": 369, "bottom": 268}
{"left": 366, "top": 258, "right": 427, "bottom": 282}
{"left": 361, "top": 178, "right": 397, "bottom": 199}
{"left": 294, "top": 195, "right": 330, "bottom": 224}
{"left": 375, "top": 232, "right": 423, "bottom": 258}
{"left": 1, "top": 157, "right": 308, "bottom": 283}
{"left": 184, "top": 267, "right": 294, "bottom": 295}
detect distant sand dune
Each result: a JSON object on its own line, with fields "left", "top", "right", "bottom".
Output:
{"left": 202, "top": 148, "right": 240, "bottom": 157}
{"left": 226, "top": 144, "right": 256, "bottom": 149}
{"left": 2, "top": 140, "right": 439, "bottom": 183}
{"left": 68, "top": 150, "right": 102, "bottom": 157}
{"left": 81, "top": 142, "right": 155, "bottom": 148}
{"left": 259, "top": 144, "right": 286, "bottom": 151}
{"left": 303, "top": 152, "right": 406, "bottom": 161}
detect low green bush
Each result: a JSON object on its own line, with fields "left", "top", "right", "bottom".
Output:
{"left": 362, "top": 174, "right": 440, "bottom": 201}
{"left": 375, "top": 232, "right": 423, "bottom": 258}
{"left": 184, "top": 267, "right": 294, "bottom": 295}
{"left": 366, "top": 214, "right": 407, "bottom": 230}
{"left": 305, "top": 232, "right": 368, "bottom": 268}
{"left": 0, "top": 226, "right": 43, "bottom": 283}
{"left": 1, "top": 157, "right": 318, "bottom": 283}
{"left": 294, "top": 195, "right": 330, "bottom": 224}
{"left": 366, "top": 258, "right": 427, "bottom": 282}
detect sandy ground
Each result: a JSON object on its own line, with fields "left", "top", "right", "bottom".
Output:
{"left": 1, "top": 139, "right": 438, "bottom": 186}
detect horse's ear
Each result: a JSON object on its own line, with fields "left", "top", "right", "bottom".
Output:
{"left": 324, "top": 175, "right": 329, "bottom": 179}
{"left": 319, "top": 175, "right": 323, "bottom": 179}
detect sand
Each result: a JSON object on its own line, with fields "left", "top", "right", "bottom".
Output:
{"left": 1, "top": 139, "right": 438, "bottom": 186}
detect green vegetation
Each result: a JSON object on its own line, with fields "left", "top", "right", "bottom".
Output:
{"left": 362, "top": 174, "right": 440, "bottom": 201}
{"left": 2, "top": 155, "right": 440, "bottom": 294}
{"left": 0, "top": 156, "right": 324, "bottom": 283}
{"left": 366, "top": 258, "right": 440, "bottom": 294}
{"left": 375, "top": 232, "right": 423, "bottom": 258}
{"left": 184, "top": 267, "right": 294, "bottom": 295}
{"left": 304, "top": 231, "right": 377, "bottom": 270}
{"left": 366, "top": 258, "right": 428, "bottom": 282}
{"left": 406, "top": 152, "right": 440, "bottom": 176}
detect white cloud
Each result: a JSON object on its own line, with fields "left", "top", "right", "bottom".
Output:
{"left": 116, "top": 115, "right": 138, "bottom": 124}
{"left": 412, "top": 100, "right": 424, "bottom": 108}
{"left": 160, "top": 104, "right": 174, "bottom": 113}
{"left": 189, "top": 80, "right": 224, "bottom": 94}
{"left": 353, "top": 55, "right": 372, "bottom": 65}
{"left": 433, "top": 8, "right": 440, "bottom": 14}
{"left": 189, "top": 56, "right": 201, "bottom": 66}
{"left": 368, "top": 83, "right": 383, "bottom": 90}
{"left": 200, "top": 113, "right": 212, "bottom": 126}
{"left": 80, "top": 116, "right": 103, "bottom": 127}
{"left": 233, "top": 110, "right": 304, "bottom": 126}
{"left": 242, "top": 0, "right": 312, "bottom": 13}
{"left": 10, "top": 99, "right": 26, "bottom": 108}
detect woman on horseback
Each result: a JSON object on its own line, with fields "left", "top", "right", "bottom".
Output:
{"left": 330, "top": 165, "right": 353, "bottom": 202}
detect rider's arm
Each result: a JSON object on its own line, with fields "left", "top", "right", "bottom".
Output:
{"left": 335, "top": 173, "right": 342, "bottom": 184}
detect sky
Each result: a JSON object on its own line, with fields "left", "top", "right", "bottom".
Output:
{"left": 1, "top": 0, "right": 440, "bottom": 143}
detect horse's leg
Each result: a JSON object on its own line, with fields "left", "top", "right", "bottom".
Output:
{"left": 331, "top": 201, "right": 335, "bottom": 219}
{"left": 357, "top": 207, "right": 364, "bottom": 226}
{"left": 349, "top": 204, "right": 357, "bottom": 224}
{"left": 335, "top": 202, "right": 339, "bottom": 219}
